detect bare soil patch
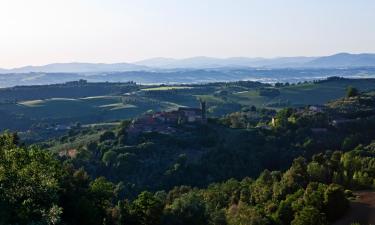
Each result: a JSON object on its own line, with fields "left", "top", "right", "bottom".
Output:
{"left": 334, "top": 191, "right": 375, "bottom": 225}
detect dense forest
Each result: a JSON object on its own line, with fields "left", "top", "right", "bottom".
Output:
{"left": 1, "top": 131, "right": 374, "bottom": 225}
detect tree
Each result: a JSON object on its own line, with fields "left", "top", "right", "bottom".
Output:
{"left": 87, "top": 177, "right": 116, "bottom": 225}
{"left": 282, "top": 157, "right": 308, "bottom": 191}
{"left": 59, "top": 168, "right": 94, "bottom": 225}
{"left": 90, "top": 177, "right": 116, "bottom": 209}
{"left": 342, "top": 135, "right": 360, "bottom": 151}
{"left": 0, "top": 133, "right": 63, "bottom": 225}
{"left": 275, "top": 200, "right": 294, "bottom": 225}
{"left": 275, "top": 190, "right": 304, "bottom": 225}
{"left": 102, "top": 150, "right": 118, "bottom": 167}
{"left": 303, "top": 182, "right": 326, "bottom": 210}
{"left": 307, "top": 162, "right": 326, "bottom": 183}
{"left": 164, "top": 192, "right": 208, "bottom": 225}
{"left": 274, "top": 108, "right": 294, "bottom": 128}
{"left": 251, "top": 170, "right": 274, "bottom": 204}
{"left": 226, "top": 202, "right": 268, "bottom": 225}
{"left": 129, "top": 191, "right": 164, "bottom": 225}
{"left": 116, "top": 153, "right": 136, "bottom": 172}
{"left": 346, "top": 86, "right": 359, "bottom": 97}
{"left": 323, "top": 184, "right": 349, "bottom": 221}
{"left": 291, "top": 206, "right": 328, "bottom": 225}
{"left": 100, "top": 131, "right": 116, "bottom": 142}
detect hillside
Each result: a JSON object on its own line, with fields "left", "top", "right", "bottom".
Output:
{"left": 2, "top": 77, "right": 375, "bottom": 143}
{"left": 40, "top": 91, "right": 375, "bottom": 194}
{"left": 2, "top": 91, "right": 375, "bottom": 225}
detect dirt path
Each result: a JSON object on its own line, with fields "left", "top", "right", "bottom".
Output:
{"left": 334, "top": 191, "right": 375, "bottom": 225}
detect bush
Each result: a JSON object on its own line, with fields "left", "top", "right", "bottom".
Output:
{"left": 99, "top": 131, "right": 115, "bottom": 142}
{"left": 346, "top": 86, "right": 359, "bottom": 98}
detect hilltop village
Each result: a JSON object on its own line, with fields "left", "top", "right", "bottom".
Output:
{"left": 128, "top": 101, "right": 207, "bottom": 135}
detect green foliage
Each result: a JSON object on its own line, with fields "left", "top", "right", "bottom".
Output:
{"left": 164, "top": 192, "right": 208, "bottom": 225}
{"left": 102, "top": 150, "right": 118, "bottom": 166}
{"left": 274, "top": 108, "right": 294, "bottom": 128}
{"left": 99, "top": 131, "right": 116, "bottom": 142}
{"left": 90, "top": 177, "right": 116, "bottom": 209}
{"left": 0, "top": 133, "right": 63, "bottom": 225}
{"left": 346, "top": 86, "right": 359, "bottom": 97}
{"left": 4, "top": 88, "right": 375, "bottom": 224}
{"left": 291, "top": 206, "right": 328, "bottom": 225}
{"left": 127, "top": 191, "right": 164, "bottom": 225}
{"left": 274, "top": 189, "right": 304, "bottom": 225}
{"left": 323, "top": 184, "right": 349, "bottom": 221}
{"left": 2, "top": 129, "right": 375, "bottom": 225}
{"left": 226, "top": 203, "right": 268, "bottom": 225}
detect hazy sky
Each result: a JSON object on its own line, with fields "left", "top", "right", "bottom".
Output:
{"left": 1, "top": 0, "right": 375, "bottom": 68}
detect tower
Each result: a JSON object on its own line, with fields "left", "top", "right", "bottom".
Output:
{"left": 200, "top": 100, "right": 207, "bottom": 122}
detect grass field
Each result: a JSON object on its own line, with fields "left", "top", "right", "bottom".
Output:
{"left": 0, "top": 93, "right": 186, "bottom": 123}
{"left": 233, "top": 90, "right": 272, "bottom": 107}
{"left": 229, "top": 79, "right": 375, "bottom": 108}
{"left": 1, "top": 95, "right": 149, "bottom": 120}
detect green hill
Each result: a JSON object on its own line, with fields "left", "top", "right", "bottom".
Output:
{"left": 2, "top": 77, "right": 375, "bottom": 142}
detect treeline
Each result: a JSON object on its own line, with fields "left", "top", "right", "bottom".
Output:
{"left": 1, "top": 132, "right": 374, "bottom": 225}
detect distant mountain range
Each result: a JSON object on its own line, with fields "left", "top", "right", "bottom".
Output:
{"left": 1, "top": 53, "right": 375, "bottom": 73}
{"left": 135, "top": 53, "right": 375, "bottom": 69}
{"left": 0, "top": 63, "right": 148, "bottom": 74}
{"left": 135, "top": 56, "right": 318, "bottom": 68}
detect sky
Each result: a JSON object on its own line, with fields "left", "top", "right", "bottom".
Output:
{"left": 0, "top": 0, "right": 375, "bottom": 68}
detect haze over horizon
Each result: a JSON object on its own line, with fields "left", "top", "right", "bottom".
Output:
{"left": 0, "top": 52, "right": 374, "bottom": 70}
{"left": 1, "top": 0, "right": 375, "bottom": 68}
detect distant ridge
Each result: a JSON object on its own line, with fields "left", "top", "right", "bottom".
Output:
{"left": 1, "top": 53, "right": 375, "bottom": 73}
{"left": 0, "top": 62, "right": 149, "bottom": 74}
{"left": 304, "top": 53, "right": 375, "bottom": 68}
{"left": 134, "top": 53, "right": 375, "bottom": 69}
{"left": 134, "top": 56, "right": 316, "bottom": 68}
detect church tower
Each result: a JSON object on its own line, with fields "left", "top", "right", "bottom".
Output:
{"left": 200, "top": 100, "right": 207, "bottom": 123}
